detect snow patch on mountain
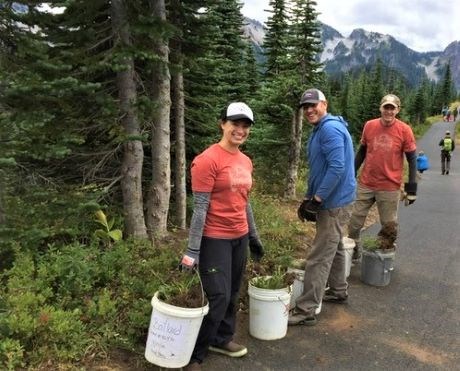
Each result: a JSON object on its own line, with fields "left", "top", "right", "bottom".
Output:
{"left": 320, "top": 37, "right": 343, "bottom": 62}
{"left": 420, "top": 57, "right": 440, "bottom": 81}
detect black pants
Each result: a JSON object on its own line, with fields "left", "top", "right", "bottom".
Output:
{"left": 441, "top": 150, "right": 451, "bottom": 173}
{"left": 190, "top": 235, "right": 248, "bottom": 363}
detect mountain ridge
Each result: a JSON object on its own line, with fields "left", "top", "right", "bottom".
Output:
{"left": 243, "top": 18, "right": 460, "bottom": 90}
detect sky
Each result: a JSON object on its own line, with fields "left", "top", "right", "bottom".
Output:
{"left": 241, "top": 0, "right": 459, "bottom": 52}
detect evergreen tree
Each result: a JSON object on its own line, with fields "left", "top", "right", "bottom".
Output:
{"left": 283, "top": 0, "right": 323, "bottom": 198}
{"left": 0, "top": 1, "right": 119, "bottom": 248}
{"left": 434, "top": 63, "right": 455, "bottom": 109}
{"left": 263, "top": 0, "right": 290, "bottom": 77}
{"left": 368, "top": 59, "right": 385, "bottom": 118}
{"left": 290, "top": 0, "right": 323, "bottom": 90}
{"left": 407, "top": 78, "right": 428, "bottom": 125}
{"left": 183, "top": 0, "right": 255, "bottom": 155}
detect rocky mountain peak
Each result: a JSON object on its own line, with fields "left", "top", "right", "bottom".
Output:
{"left": 243, "top": 18, "right": 460, "bottom": 90}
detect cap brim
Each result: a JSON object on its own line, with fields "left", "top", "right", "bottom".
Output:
{"left": 299, "top": 100, "right": 320, "bottom": 108}
{"left": 226, "top": 114, "right": 254, "bottom": 124}
{"left": 380, "top": 102, "right": 398, "bottom": 108}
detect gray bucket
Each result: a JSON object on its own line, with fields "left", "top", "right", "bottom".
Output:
{"left": 360, "top": 249, "right": 395, "bottom": 286}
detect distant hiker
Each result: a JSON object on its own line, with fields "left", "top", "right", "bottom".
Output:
{"left": 289, "top": 88, "right": 355, "bottom": 326}
{"left": 439, "top": 130, "right": 455, "bottom": 175}
{"left": 442, "top": 106, "right": 448, "bottom": 120}
{"left": 347, "top": 94, "right": 417, "bottom": 261}
{"left": 180, "top": 102, "right": 264, "bottom": 370}
{"left": 416, "top": 150, "right": 430, "bottom": 174}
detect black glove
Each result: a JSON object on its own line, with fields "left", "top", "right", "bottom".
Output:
{"left": 404, "top": 182, "right": 417, "bottom": 206}
{"left": 249, "top": 237, "right": 264, "bottom": 262}
{"left": 297, "top": 198, "right": 322, "bottom": 222}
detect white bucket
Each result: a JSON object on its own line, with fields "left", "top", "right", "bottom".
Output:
{"left": 248, "top": 277, "right": 291, "bottom": 340}
{"left": 287, "top": 268, "right": 322, "bottom": 314}
{"left": 342, "top": 237, "right": 356, "bottom": 278}
{"left": 145, "top": 291, "right": 209, "bottom": 368}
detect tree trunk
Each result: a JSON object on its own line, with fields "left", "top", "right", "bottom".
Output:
{"left": 0, "top": 175, "right": 5, "bottom": 225}
{"left": 172, "top": 62, "right": 186, "bottom": 229}
{"left": 283, "top": 108, "right": 303, "bottom": 199}
{"left": 146, "top": 0, "right": 171, "bottom": 239}
{"left": 111, "top": 0, "right": 148, "bottom": 238}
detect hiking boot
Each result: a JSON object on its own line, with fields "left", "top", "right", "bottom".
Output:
{"left": 323, "top": 289, "right": 348, "bottom": 304}
{"left": 183, "top": 361, "right": 201, "bottom": 371}
{"left": 288, "top": 309, "right": 317, "bottom": 326}
{"left": 209, "top": 341, "right": 247, "bottom": 358}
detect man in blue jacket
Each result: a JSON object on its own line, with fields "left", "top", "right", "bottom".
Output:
{"left": 289, "top": 88, "right": 356, "bottom": 326}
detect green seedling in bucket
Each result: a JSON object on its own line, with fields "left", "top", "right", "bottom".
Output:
{"left": 157, "top": 272, "right": 206, "bottom": 308}
{"left": 361, "top": 236, "right": 381, "bottom": 252}
{"left": 251, "top": 267, "right": 295, "bottom": 290}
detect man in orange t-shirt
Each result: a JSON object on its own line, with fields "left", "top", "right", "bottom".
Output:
{"left": 348, "top": 94, "right": 417, "bottom": 260}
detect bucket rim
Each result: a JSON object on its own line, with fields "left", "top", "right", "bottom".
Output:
{"left": 362, "top": 248, "right": 395, "bottom": 256}
{"left": 249, "top": 276, "right": 291, "bottom": 293}
{"left": 152, "top": 291, "right": 209, "bottom": 318}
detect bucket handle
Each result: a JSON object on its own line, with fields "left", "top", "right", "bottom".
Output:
{"left": 193, "top": 268, "right": 207, "bottom": 312}
{"left": 277, "top": 295, "right": 291, "bottom": 314}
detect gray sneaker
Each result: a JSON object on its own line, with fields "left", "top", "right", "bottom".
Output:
{"left": 209, "top": 341, "right": 247, "bottom": 358}
{"left": 288, "top": 311, "right": 317, "bottom": 326}
{"left": 323, "top": 289, "right": 348, "bottom": 304}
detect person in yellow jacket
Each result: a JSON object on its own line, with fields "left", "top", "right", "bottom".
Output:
{"left": 439, "top": 130, "right": 455, "bottom": 175}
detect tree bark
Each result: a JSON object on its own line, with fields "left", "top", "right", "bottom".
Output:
{"left": 172, "top": 59, "right": 186, "bottom": 229}
{"left": 0, "top": 175, "right": 5, "bottom": 225}
{"left": 146, "top": 0, "right": 171, "bottom": 239}
{"left": 169, "top": 0, "right": 186, "bottom": 229}
{"left": 283, "top": 108, "right": 303, "bottom": 199}
{"left": 111, "top": 0, "right": 148, "bottom": 238}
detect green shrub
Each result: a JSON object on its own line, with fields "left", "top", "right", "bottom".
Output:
{"left": 0, "top": 338, "right": 24, "bottom": 370}
{"left": 30, "top": 306, "right": 88, "bottom": 363}
{"left": 37, "top": 243, "right": 101, "bottom": 308}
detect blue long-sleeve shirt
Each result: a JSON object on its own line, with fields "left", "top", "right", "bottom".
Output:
{"left": 306, "top": 114, "right": 356, "bottom": 209}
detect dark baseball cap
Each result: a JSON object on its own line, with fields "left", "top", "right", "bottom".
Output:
{"left": 299, "top": 88, "right": 326, "bottom": 107}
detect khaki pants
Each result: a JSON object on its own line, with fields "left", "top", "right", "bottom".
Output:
{"left": 348, "top": 185, "right": 400, "bottom": 245}
{"left": 295, "top": 205, "right": 352, "bottom": 316}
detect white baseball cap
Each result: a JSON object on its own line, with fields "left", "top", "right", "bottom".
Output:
{"left": 223, "top": 102, "right": 254, "bottom": 124}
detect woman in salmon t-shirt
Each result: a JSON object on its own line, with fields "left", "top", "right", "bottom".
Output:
{"left": 180, "top": 102, "right": 264, "bottom": 371}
